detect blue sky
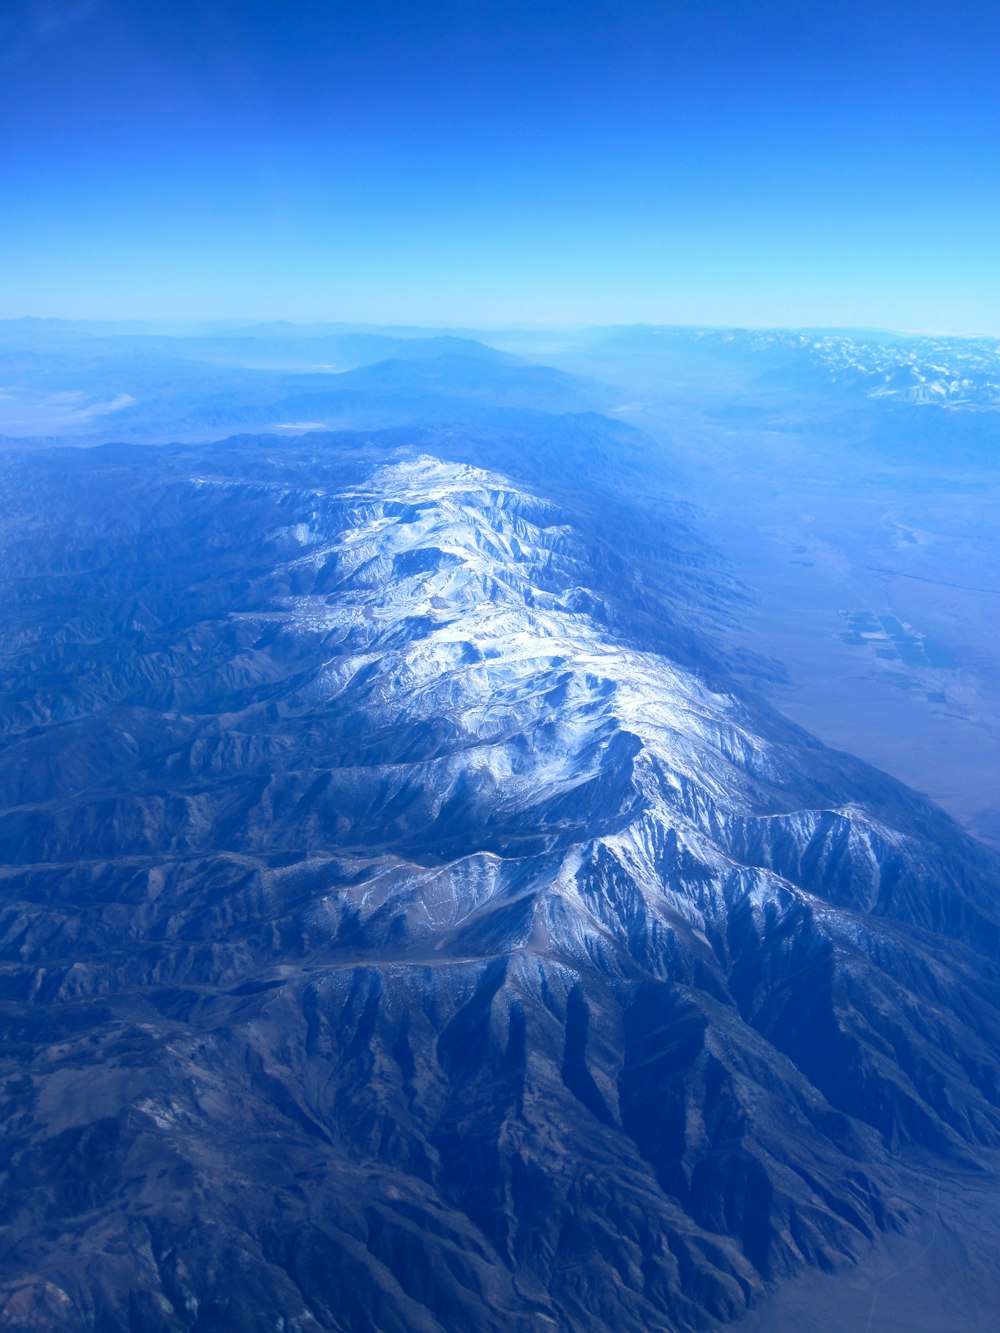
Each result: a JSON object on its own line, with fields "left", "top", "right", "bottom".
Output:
{"left": 2, "top": 0, "right": 998, "bottom": 330}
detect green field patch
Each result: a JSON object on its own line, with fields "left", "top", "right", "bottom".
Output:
{"left": 841, "top": 610, "right": 957, "bottom": 675}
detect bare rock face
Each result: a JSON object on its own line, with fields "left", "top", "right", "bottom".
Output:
{"left": 1, "top": 432, "right": 1000, "bottom": 1330}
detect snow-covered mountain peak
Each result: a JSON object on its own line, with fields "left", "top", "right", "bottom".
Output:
{"left": 225, "top": 451, "right": 998, "bottom": 975}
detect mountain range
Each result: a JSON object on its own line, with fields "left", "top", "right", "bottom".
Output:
{"left": 2, "top": 404, "right": 1000, "bottom": 1329}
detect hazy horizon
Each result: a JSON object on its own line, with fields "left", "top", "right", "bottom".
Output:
{"left": 2, "top": 314, "right": 999, "bottom": 342}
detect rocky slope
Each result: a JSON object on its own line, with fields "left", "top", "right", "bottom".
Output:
{"left": 1, "top": 431, "right": 1000, "bottom": 1330}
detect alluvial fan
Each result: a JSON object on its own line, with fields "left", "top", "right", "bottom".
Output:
{"left": 1, "top": 433, "right": 1000, "bottom": 1330}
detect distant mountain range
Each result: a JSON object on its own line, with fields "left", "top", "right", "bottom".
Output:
{"left": 0, "top": 324, "right": 612, "bottom": 443}
{"left": 4, "top": 319, "right": 999, "bottom": 451}
{"left": 593, "top": 324, "right": 1000, "bottom": 407}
